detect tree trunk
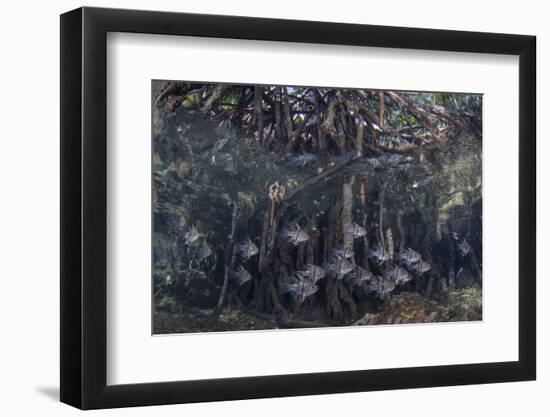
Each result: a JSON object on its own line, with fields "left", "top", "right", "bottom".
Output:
{"left": 355, "top": 118, "right": 364, "bottom": 157}
{"left": 342, "top": 176, "right": 355, "bottom": 265}
{"left": 216, "top": 203, "right": 239, "bottom": 311}
{"left": 379, "top": 91, "right": 385, "bottom": 127}
{"left": 314, "top": 90, "right": 327, "bottom": 152}
{"left": 330, "top": 177, "right": 358, "bottom": 319}
{"left": 254, "top": 86, "right": 264, "bottom": 141}
{"left": 378, "top": 184, "right": 386, "bottom": 249}
{"left": 255, "top": 202, "right": 288, "bottom": 317}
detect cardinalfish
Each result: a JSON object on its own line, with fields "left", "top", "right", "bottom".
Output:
{"left": 281, "top": 225, "right": 310, "bottom": 246}
{"left": 398, "top": 247, "right": 422, "bottom": 265}
{"left": 183, "top": 225, "right": 203, "bottom": 246}
{"left": 230, "top": 266, "right": 253, "bottom": 286}
{"left": 396, "top": 247, "right": 431, "bottom": 274}
{"left": 296, "top": 264, "right": 326, "bottom": 284}
{"left": 237, "top": 238, "right": 259, "bottom": 260}
{"left": 343, "top": 223, "right": 367, "bottom": 239}
{"left": 412, "top": 260, "right": 431, "bottom": 274}
{"left": 458, "top": 238, "right": 471, "bottom": 257}
{"left": 452, "top": 232, "right": 472, "bottom": 257}
{"left": 324, "top": 257, "right": 354, "bottom": 279}
{"left": 331, "top": 245, "right": 355, "bottom": 259}
{"left": 289, "top": 152, "right": 317, "bottom": 166}
{"left": 197, "top": 240, "right": 213, "bottom": 261}
{"left": 346, "top": 266, "right": 375, "bottom": 287}
{"left": 387, "top": 265, "right": 412, "bottom": 285}
{"left": 368, "top": 245, "right": 391, "bottom": 265}
{"left": 280, "top": 279, "right": 319, "bottom": 304}
{"left": 366, "top": 276, "right": 396, "bottom": 299}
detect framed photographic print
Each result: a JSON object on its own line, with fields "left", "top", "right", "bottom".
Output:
{"left": 60, "top": 6, "right": 536, "bottom": 409}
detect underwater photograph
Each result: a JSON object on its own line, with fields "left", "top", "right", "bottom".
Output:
{"left": 152, "top": 81, "right": 482, "bottom": 334}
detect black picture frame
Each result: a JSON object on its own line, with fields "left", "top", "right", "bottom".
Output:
{"left": 60, "top": 6, "right": 536, "bottom": 410}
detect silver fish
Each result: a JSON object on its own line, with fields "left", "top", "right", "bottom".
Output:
{"left": 198, "top": 240, "right": 213, "bottom": 261}
{"left": 297, "top": 283, "right": 319, "bottom": 303}
{"left": 280, "top": 280, "right": 319, "bottom": 304}
{"left": 183, "top": 225, "right": 203, "bottom": 245}
{"left": 279, "top": 276, "right": 300, "bottom": 295}
{"left": 289, "top": 152, "right": 316, "bottom": 166}
{"left": 366, "top": 276, "right": 395, "bottom": 299}
{"left": 237, "top": 238, "right": 259, "bottom": 260}
{"left": 386, "top": 154, "right": 403, "bottom": 165}
{"left": 231, "top": 266, "right": 252, "bottom": 286}
{"left": 343, "top": 223, "right": 367, "bottom": 239}
{"left": 398, "top": 247, "right": 422, "bottom": 265}
{"left": 296, "top": 264, "right": 327, "bottom": 284}
{"left": 388, "top": 265, "right": 412, "bottom": 284}
{"left": 346, "top": 266, "right": 374, "bottom": 287}
{"left": 412, "top": 260, "right": 431, "bottom": 274}
{"left": 356, "top": 266, "right": 375, "bottom": 281}
{"left": 458, "top": 238, "right": 471, "bottom": 257}
{"left": 368, "top": 245, "right": 391, "bottom": 264}
{"left": 282, "top": 225, "right": 310, "bottom": 246}
{"left": 331, "top": 245, "right": 355, "bottom": 259}
{"left": 324, "top": 258, "right": 354, "bottom": 279}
